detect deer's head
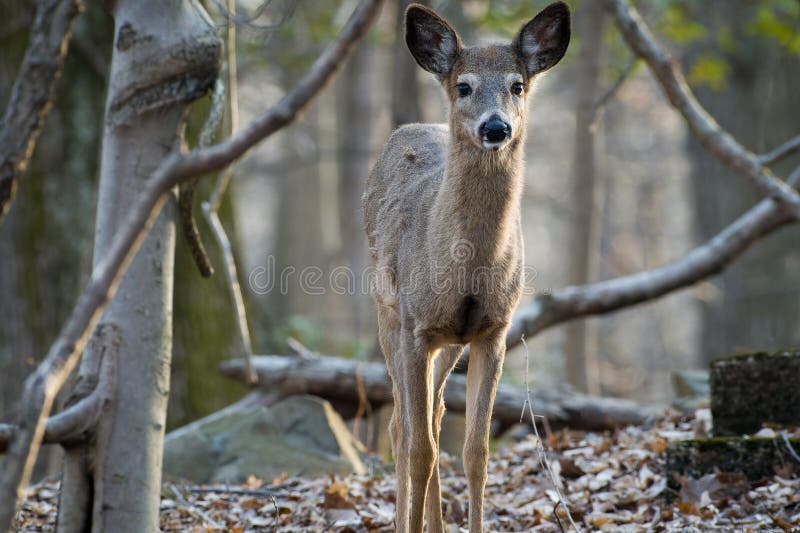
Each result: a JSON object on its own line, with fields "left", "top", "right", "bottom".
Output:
{"left": 406, "top": 2, "right": 570, "bottom": 151}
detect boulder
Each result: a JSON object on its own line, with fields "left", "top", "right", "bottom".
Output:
{"left": 163, "top": 395, "right": 365, "bottom": 484}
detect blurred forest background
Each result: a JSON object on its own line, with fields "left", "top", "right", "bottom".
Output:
{"left": 1, "top": 0, "right": 799, "bottom": 433}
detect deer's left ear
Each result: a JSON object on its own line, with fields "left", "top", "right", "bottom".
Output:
{"left": 515, "top": 1, "right": 571, "bottom": 76}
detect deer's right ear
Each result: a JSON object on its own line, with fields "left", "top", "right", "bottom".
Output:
{"left": 405, "top": 4, "right": 462, "bottom": 77}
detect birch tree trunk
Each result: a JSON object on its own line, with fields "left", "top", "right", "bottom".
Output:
{"left": 56, "top": 1, "right": 219, "bottom": 530}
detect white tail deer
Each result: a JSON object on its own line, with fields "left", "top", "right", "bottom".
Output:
{"left": 363, "top": 3, "right": 570, "bottom": 531}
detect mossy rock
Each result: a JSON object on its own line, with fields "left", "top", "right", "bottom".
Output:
{"left": 666, "top": 436, "right": 800, "bottom": 492}
{"left": 710, "top": 349, "right": 800, "bottom": 436}
{"left": 163, "top": 395, "right": 366, "bottom": 483}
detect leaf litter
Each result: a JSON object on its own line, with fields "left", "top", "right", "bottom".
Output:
{"left": 12, "top": 408, "right": 800, "bottom": 532}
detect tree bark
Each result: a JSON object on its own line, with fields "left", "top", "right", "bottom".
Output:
{"left": 57, "top": 1, "right": 220, "bottom": 531}
{"left": 0, "top": 4, "right": 401, "bottom": 524}
{"left": 337, "top": 43, "right": 372, "bottom": 341}
{"left": 0, "top": 2, "right": 111, "bottom": 483}
{"left": 391, "top": 0, "right": 423, "bottom": 127}
{"left": 681, "top": 0, "right": 800, "bottom": 364}
{"left": 0, "top": 0, "right": 82, "bottom": 223}
{"left": 219, "top": 355, "right": 658, "bottom": 432}
{"left": 563, "top": 1, "right": 606, "bottom": 394}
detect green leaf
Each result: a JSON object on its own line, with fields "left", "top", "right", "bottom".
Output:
{"left": 657, "top": 5, "right": 707, "bottom": 45}
{"left": 688, "top": 53, "right": 730, "bottom": 91}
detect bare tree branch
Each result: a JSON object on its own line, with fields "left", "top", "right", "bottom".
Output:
{"left": 604, "top": 0, "right": 800, "bottom": 220}
{"left": 0, "top": 0, "right": 83, "bottom": 224}
{"left": 0, "top": 331, "right": 118, "bottom": 454}
{"left": 504, "top": 167, "right": 800, "bottom": 351}
{"left": 0, "top": 0, "right": 383, "bottom": 526}
{"left": 758, "top": 133, "right": 800, "bottom": 168}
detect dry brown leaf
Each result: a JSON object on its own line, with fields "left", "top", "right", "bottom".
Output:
{"left": 646, "top": 436, "right": 668, "bottom": 454}
{"left": 324, "top": 481, "right": 356, "bottom": 510}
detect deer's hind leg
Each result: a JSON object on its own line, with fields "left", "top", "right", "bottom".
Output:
{"left": 377, "top": 310, "right": 411, "bottom": 531}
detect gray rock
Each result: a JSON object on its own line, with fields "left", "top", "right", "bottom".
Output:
{"left": 163, "top": 395, "right": 366, "bottom": 483}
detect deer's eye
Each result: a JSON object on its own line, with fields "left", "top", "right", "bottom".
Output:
{"left": 456, "top": 83, "right": 472, "bottom": 98}
{"left": 511, "top": 82, "right": 524, "bottom": 96}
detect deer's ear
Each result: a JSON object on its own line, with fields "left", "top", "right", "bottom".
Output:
{"left": 515, "top": 1, "right": 571, "bottom": 76}
{"left": 406, "top": 4, "right": 462, "bottom": 77}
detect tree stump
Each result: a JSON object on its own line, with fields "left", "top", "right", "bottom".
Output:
{"left": 666, "top": 436, "right": 800, "bottom": 493}
{"left": 710, "top": 350, "right": 800, "bottom": 436}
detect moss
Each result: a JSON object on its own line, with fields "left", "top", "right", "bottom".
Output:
{"left": 716, "top": 348, "right": 800, "bottom": 362}
{"left": 710, "top": 349, "right": 800, "bottom": 436}
{"left": 666, "top": 436, "right": 800, "bottom": 492}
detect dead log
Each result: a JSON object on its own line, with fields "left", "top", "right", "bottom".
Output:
{"left": 219, "top": 355, "right": 661, "bottom": 432}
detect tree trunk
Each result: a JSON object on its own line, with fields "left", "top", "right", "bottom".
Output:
{"left": 336, "top": 43, "right": 372, "bottom": 343}
{"left": 0, "top": 2, "right": 111, "bottom": 481}
{"left": 563, "top": 1, "right": 606, "bottom": 394}
{"left": 391, "top": 0, "right": 423, "bottom": 127}
{"left": 686, "top": 0, "right": 800, "bottom": 365}
{"left": 56, "top": 1, "right": 219, "bottom": 531}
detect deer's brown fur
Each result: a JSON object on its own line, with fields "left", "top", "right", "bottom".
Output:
{"left": 363, "top": 3, "right": 570, "bottom": 531}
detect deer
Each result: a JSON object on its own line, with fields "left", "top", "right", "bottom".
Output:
{"left": 363, "top": 2, "right": 570, "bottom": 532}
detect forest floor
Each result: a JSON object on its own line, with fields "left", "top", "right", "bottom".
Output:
{"left": 13, "top": 409, "right": 800, "bottom": 532}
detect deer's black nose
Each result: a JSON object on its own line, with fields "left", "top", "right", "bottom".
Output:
{"left": 479, "top": 117, "right": 511, "bottom": 143}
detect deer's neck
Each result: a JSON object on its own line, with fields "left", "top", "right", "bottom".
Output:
{"left": 428, "top": 137, "right": 524, "bottom": 264}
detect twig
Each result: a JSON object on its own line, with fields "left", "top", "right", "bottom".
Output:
{"left": 286, "top": 336, "right": 317, "bottom": 359}
{"left": 758, "top": 133, "right": 800, "bottom": 168}
{"left": 0, "top": 1, "right": 384, "bottom": 526}
{"left": 605, "top": 0, "right": 800, "bottom": 219}
{"left": 552, "top": 500, "right": 566, "bottom": 533}
{"left": 183, "top": 505, "right": 225, "bottom": 530}
{"left": 201, "top": 0, "right": 258, "bottom": 384}
{"left": 0, "top": 0, "right": 83, "bottom": 223}
{"left": 780, "top": 432, "right": 800, "bottom": 464}
{"left": 592, "top": 55, "right": 638, "bottom": 120}
{"left": 178, "top": 78, "right": 226, "bottom": 278}
{"left": 187, "top": 486, "right": 286, "bottom": 497}
{"left": 352, "top": 362, "right": 374, "bottom": 450}
{"left": 270, "top": 495, "right": 280, "bottom": 533}
{"left": 520, "top": 336, "right": 582, "bottom": 532}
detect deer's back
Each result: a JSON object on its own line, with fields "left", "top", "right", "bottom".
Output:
{"left": 363, "top": 123, "right": 447, "bottom": 278}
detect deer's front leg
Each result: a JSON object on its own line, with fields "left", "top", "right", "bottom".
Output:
{"left": 397, "top": 327, "right": 436, "bottom": 533}
{"left": 463, "top": 330, "right": 505, "bottom": 533}
{"left": 426, "top": 345, "right": 463, "bottom": 533}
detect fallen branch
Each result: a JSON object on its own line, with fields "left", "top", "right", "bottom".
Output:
{"left": 0, "top": 0, "right": 383, "bottom": 526}
{"left": 504, "top": 167, "right": 800, "bottom": 351}
{"left": 0, "top": 0, "right": 83, "bottom": 223}
{"left": 604, "top": 0, "right": 800, "bottom": 219}
{"left": 219, "top": 355, "right": 659, "bottom": 431}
